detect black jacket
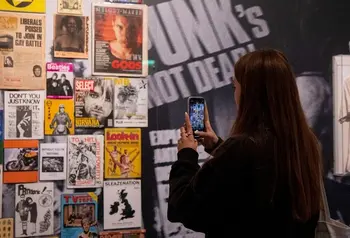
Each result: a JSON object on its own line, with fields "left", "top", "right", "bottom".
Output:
{"left": 168, "top": 135, "right": 319, "bottom": 237}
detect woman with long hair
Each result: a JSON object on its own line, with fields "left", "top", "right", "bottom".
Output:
{"left": 168, "top": 49, "right": 322, "bottom": 237}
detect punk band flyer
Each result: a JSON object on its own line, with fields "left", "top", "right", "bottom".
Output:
{"left": 0, "top": 12, "right": 46, "bottom": 89}
{"left": 104, "top": 128, "right": 141, "bottom": 179}
{"left": 114, "top": 78, "right": 148, "bottom": 127}
{"left": 4, "top": 91, "right": 45, "bottom": 140}
{"left": 103, "top": 179, "right": 142, "bottom": 230}
{"left": 39, "top": 143, "right": 67, "bottom": 181}
{"left": 46, "top": 62, "right": 74, "bottom": 99}
{"left": 15, "top": 182, "right": 54, "bottom": 237}
{"left": 67, "top": 135, "right": 104, "bottom": 188}
{"left": 61, "top": 193, "right": 98, "bottom": 238}
{"left": 44, "top": 99, "right": 74, "bottom": 135}
{"left": 92, "top": 3, "right": 148, "bottom": 77}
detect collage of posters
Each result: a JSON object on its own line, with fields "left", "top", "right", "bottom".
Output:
{"left": 0, "top": 0, "right": 148, "bottom": 237}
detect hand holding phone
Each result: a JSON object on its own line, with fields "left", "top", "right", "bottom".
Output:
{"left": 187, "top": 96, "right": 205, "bottom": 138}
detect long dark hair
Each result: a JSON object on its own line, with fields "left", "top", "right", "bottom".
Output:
{"left": 233, "top": 49, "right": 322, "bottom": 222}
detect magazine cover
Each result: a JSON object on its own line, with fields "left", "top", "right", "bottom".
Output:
{"left": 75, "top": 77, "right": 114, "bottom": 128}
{"left": 46, "top": 62, "right": 74, "bottom": 99}
{"left": 39, "top": 143, "right": 67, "bottom": 181}
{"left": 114, "top": 78, "right": 148, "bottom": 127}
{"left": 105, "top": 128, "right": 141, "bottom": 179}
{"left": 4, "top": 91, "right": 45, "bottom": 140}
{"left": 61, "top": 193, "right": 98, "bottom": 238}
{"left": 3, "top": 140, "right": 38, "bottom": 183}
{"left": 57, "top": 0, "right": 83, "bottom": 15}
{"left": 0, "top": 12, "right": 46, "bottom": 89}
{"left": 15, "top": 182, "right": 54, "bottom": 237}
{"left": 44, "top": 99, "right": 74, "bottom": 135}
{"left": 0, "top": 218, "right": 14, "bottom": 238}
{"left": 92, "top": 3, "right": 148, "bottom": 77}
{"left": 67, "top": 135, "right": 104, "bottom": 188}
{"left": 103, "top": 179, "right": 142, "bottom": 230}
{"left": 53, "top": 14, "right": 89, "bottom": 59}
{"left": 99, "top": 229, "right": 146, "bottom": 238}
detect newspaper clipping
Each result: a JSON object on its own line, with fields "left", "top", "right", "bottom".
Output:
{"left": 53, "top": 14, "right": 89, "bottom": 59}
{"left": 92, "top": 3, "right": 148, "bottom": 77}
{"left": 40, "top": 143, "right": 67, "bottom": 181}
{"left": 114, "top": 78, "right": 148, "bottom": 127}
{"left": 57, "top": 0, "right": 83, "bottom": 15}
{"left": 0, "top": 12, "right": 46, "bottom": 89}
{"left": 4, "top": 91, "right": 45, "bottom": 140}
{"left": 46, "top": 62, "right": 74, "bottom": 99}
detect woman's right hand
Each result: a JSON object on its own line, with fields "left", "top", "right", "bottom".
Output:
{"left": 195, "top": 105, "right": 219, "bottom": 150}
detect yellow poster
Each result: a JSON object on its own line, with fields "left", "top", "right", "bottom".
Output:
{"left": 0, "top": 0, "right": 46, "bottom": 13}
{"left": 105, "top": 128, "right": 141, "bottom": 179}
{"left": 44, "top": 99, "right": 74, "bottom": 135}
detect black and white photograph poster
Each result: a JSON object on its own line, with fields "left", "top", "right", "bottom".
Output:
{"left": 4, "top": 91, "right": 45, "bottom": 140}
{"left": 15, "top": 182, "right": 54, "bottom": 237}
{"left": 103, "top": 179, "right": 141, "bottom": 230}
{"left": 40, "top": 143, "right": 67, "bottom": 181}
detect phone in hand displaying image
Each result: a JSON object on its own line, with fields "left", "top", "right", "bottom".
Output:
{"left": 187, "top": 96, "right": 205, "bottom": 138}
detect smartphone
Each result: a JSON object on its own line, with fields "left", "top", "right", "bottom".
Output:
{"left": 187, "top": 96, "right": 205, "bottom": 137}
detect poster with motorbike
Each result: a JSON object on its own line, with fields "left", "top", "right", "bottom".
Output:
{"left": 0, "top": 218, "right": 14, "bottom": 238}
{"left": 74, "top": 77, "right": 114, "bottom": 128}
{"left": 103, "top": 179, "right": 142, "bottom": 230}
{"left": 4, "top": 91, "right": 45, "bottom": 140}
{"left": 92, "top": 3, "right": 148, "bottom": 77}
{"left": 39, "top": 143, "right": 67, "bottom": 181}
{"left": 44, "top": 99, "right": 74, "bottom": 135}
{"left": 3, "top": 140, "right": 38, "bottom": 184}
{"left": 104, "top": 128, "right": 141, "bottom": 179}
{"left": 61, "top": 193, "right": 98, "bottom": 238}
{"left": 15, "top": 182, "right": 54, "bottom": 237}
{"left": 46, "top": 62, "right": 74, "bottom": 99}
{"left": 114, "top": 78, "right": 148, "bottom": 127}
{"left": 67, "top": 135, "right": 104, "bottom": 188}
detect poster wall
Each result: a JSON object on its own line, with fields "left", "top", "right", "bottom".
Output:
{"left": 0, "top": 12, "right": 46, "bottom": 89}
{"left": 1, "top": 1, "right": 350, "bottom": 238}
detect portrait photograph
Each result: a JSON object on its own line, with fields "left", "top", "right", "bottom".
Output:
{"left": 3, "top": 56, "right": 13, "bottom": 68}
{"left": 54, "top": 14, "right": 89, "bottom": 59}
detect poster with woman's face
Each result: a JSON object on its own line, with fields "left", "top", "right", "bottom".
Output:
{"left": 53, "top": 14, "right": 89, "bottom": 59}
{"left": 92, "top": 3, "right": 148, "bottom": 77}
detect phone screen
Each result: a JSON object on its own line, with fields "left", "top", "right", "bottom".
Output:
{"left": 189, "top": 97, "right": 205, "bottom": 133}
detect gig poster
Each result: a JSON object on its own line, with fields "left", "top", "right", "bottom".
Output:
{"left": 53, "top": 14, "right": 89, "bottom": 59}
{"left": 0, "top": 12, "right": 46, "bottom": 89}
{"left": 57, "top": 0, "right": 83, "bottom": 15}
{"left": 14, "top": 182, "right": 54, "bottom": 237}
{"left": 92, "top": 3, "right": 148, "bottom": 77}
{"left": 0, "top": 0, "right": 46, "bottom": 13}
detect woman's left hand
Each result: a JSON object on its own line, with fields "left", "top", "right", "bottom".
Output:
{"left": 177, "top": 112, "right": 198, "bottom": 152}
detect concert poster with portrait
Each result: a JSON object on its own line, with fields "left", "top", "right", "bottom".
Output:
{"left": 92, "top": 3, "right": 148, "bottom": 77}
{"left": 0, "top": 12, "right": 46, "bottom": 89}
{"left": 53, "top": 14, "right": 89, "bottom": 59}
{"left": 104, "top": 128, "right": 141, "bottom": 179}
